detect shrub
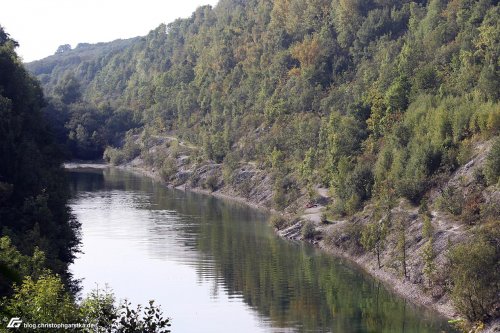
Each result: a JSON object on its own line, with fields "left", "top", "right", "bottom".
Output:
{"left": 140, "top": 150, "right": 155, "bottom": 166}
{"left": 2, "top": 274, "right": 79, "bottom": 324}
{"left": 80, "top": 286, "right": 117, "bottom": 330}
{"left": 331, "top": 199, "right": 347, "bottom": 216}
{"left": 122, "top": 139, "right": 141, "bottom": 161}
{"left": 341, "top": 222, "right": 363, "bottom": 252}
{"left": 449, "top": 237, "right": 499, "bottom": 322}
{"left": 320, "top": 213, "right": 329, "bottom": 224}
{"left": 269, "top": 215, "right": 287, "bottom": 230}
{"left": 114, "top": 300, "right": 171, "bottom": 332}
{"left": 204, "top": 174, "right": 218, "bottom": 192}
{"left": 462, "top": 191, "right": 483, "bottom": 225}
{"left": 160, "top": 158, "right": 177, "bottom": 181}
{"left": 480, "top": 200, "right": 500, "bottom": 221}
{"left": 272, "top": 175, "right": 299, "bottom": 210}
{"left": 81, "top": 287, "right": 171, "bottom": 332}
{"left": 301, "top": 221, "right": 316, "bottom": 239}
{"left": 103, "top": 147, "right": 125, "bottom": 165}
{"left": 169, "top": 140, "right": 181, "bottom": 158}
{"left": 331, "top": 158, "right": 374, "bottom": 215}
{"left": 361, "top": 220, "right": 388, "bottom": 268}
{"left": 238, "top": 178, "right": 252, "bottom": 198}
{"left": 345, "top": 193, "right": 361, "bottom": 215}
{"left": 272, "top": 177, "right": 284, "bottom": 206}
{"left": 396, "top": 176, "right": 426, "bottom": 204}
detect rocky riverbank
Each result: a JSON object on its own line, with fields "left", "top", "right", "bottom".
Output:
{"left": 123, "top": 158, "right": 457, "bottom": 315}
{"left": 99, "top": 134, "right": 499, "bottom": 332}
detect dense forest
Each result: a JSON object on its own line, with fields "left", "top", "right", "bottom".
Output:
{"left": 0, "top": 26, "right": 79, "bottom": 295}
{"left": 0, "top": 28, "right": 171, "bottom": 332}
{"left": 29, "top": 0, "right": 499, "bottom": 208}
{"left": 25, "top": 0, "right": 500, "bottom": 329}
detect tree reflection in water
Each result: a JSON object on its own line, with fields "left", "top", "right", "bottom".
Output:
{"left": 69, "top": 167, "right": 455, "bottom": 333}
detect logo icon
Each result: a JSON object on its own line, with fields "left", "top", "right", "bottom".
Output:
{"left": 7, "top": 317, "right": 22, "bottom": 328}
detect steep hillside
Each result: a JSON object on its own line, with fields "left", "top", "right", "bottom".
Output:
{"left": 26, "top": 0, "right": 499, "bottom": 329}
{"left": 28, "top": 37, "right": 139, "bottom": 94}
{"left": 0, "top": 26, "right": 79, "bottom": 298}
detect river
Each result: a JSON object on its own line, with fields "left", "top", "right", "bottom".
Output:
{"left": 68, "top": 167, "right": 455, "bottom": 333}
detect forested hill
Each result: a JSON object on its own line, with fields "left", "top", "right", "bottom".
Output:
{"left": 27, "top": 0, "right": 499, "bottom": 327}
{"left": 27, "top": 0, "right": 499, "bottom": 195}
{"left": 28, "top": 37, "right": 139, "bottom": 97}
{"left": 0, "top": 27, "right": 79, "bottom": 296}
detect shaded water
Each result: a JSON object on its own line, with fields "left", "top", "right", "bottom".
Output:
{"left": 69, "top": 167, "right": 455, "bottom": 333}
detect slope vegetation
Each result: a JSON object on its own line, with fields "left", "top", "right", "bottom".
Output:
{"left": 27, "top": 0, "right": 500, "bottom": 328}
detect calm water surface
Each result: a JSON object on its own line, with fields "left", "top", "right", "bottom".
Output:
{"left": 69, "top": 167, "right": 455, "bottom": 333}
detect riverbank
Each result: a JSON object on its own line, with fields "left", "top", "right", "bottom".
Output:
{"left": 76, "top": 134, "right": 500, "bottom": 332}
{"left": 114, "top": 159, "right": 460, "bottom": 321}
{"left": 122, "top": 157, "right": 500, "bottom": 332}
{"left": 69, "top": 166, "right": 458, "bottom": 332}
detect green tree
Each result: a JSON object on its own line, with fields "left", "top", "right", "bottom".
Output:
{"left": 484, "top": 137, "right": 500, "bottom": 186}
{"left": 299, "top": 147, "right": 315, "bottom": 181}
{"left": 0, "top": 26, "right": 79, "bottom": 283}
{"left": 0, "top": 236, "right": 46, "bottom": 295}
{"left": 55, "top": 44, "right": 71, "bottom": 54}
{"left": 449, "top": 237, "right": 500, "bottom": 322}
{"left": 80, "top": 286, "right": 117, "bottom": 332}
{"left": 2, "top": 274, "right": 79, "bottom": 324}
{"left": 422, "top": 214, "right": 433, "bottom": 239}
{"left": 114, "top": 300, "right": 171, "bottom": 333}
{"left": 421, "top": 238, "right": 435, "bottom": 286}
{"left": 54, "top": 73, "right": 81, "bottom": 104}
{"left": 396, "top": 217, "right": 408, "bottom": 280}
{"left": 361, "top": 217, "right": 388, "bottom": 269}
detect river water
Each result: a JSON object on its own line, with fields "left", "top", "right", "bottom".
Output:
{"left": 68, "top": 167, "right": 455, "bottom": 333}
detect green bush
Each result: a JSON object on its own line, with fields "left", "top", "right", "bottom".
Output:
{"left": 1, "top": 274, "right": 79, "bottom": 324}
{"left": 2, "top": 274, "right": 171, "bottom": 332}
{"left": 103, "top": 136, "right": 140, "bottom": 166}
{"left": 272, "top": 175, "right": 300, "bottom": 210}
{"left": 272, "top": 187, "right": 286, "bottom": 210}
{"left": 160, "top": 158, "right": 177, "bottom": 181}
{"left": 269, "top": 215, "right": 287, "bottom": 230}
{"left": 204, "top": 174, "right": 218, "bottom": 192}
{"left": 301, "top": 221, "right": 316, "bottom": 239}
{"left": 449, "top": 235, "right": 500, "bottom": 322}
{"left": 140, "top": 150, "right": 155, "bottom": 166}
{"left": 339, "top": 221, "right": 364, "bottom": 252}
{"left": 330, "top": 200, "right": 345, "bottom": 216}
{"left": 122, "top": 139, "right": 141, "bottom": 161}
{"left": 103, "top": 147, "right": 126, "bottom": 165}
{"left": 422, "top": 214, "right": 433, "bottom": 239}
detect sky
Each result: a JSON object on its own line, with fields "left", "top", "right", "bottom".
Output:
{"left": 0, "top": 0, "right": 219, "bottom": 62}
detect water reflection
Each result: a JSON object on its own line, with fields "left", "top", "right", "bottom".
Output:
{"left": 69, "top": 168, "right": 455, "bottom": 333}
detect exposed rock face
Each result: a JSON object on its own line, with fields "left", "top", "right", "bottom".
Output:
{"left": 277, "top": 222, "right": 303, "bottom": 240}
